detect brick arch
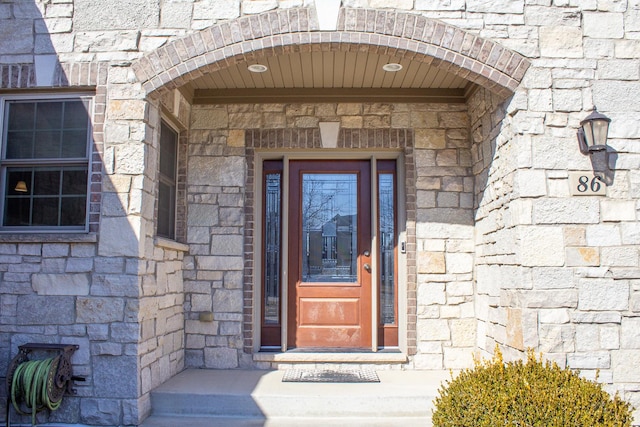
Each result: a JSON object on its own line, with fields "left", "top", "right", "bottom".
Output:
{"left": 132, "top": 8, "right": 530, "bottom": 99}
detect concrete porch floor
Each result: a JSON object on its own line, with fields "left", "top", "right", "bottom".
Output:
{"left": 140, "top": 369, "right": 452, "bottom": 426}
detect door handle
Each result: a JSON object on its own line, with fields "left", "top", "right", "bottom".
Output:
{"left": 363, "top": 263, "right": 371, "bottom": 272}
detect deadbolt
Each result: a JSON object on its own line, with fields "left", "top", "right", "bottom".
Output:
{"left": 363, "top": 263, "right": 371, "bottom": 272}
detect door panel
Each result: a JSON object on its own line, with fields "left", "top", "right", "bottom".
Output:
{"left": 288, "top": 160, "right": 371, "bottom": 349}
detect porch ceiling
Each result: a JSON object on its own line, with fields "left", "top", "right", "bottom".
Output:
{"left": 186, "top": 50, "right": 475, "bottom": 104}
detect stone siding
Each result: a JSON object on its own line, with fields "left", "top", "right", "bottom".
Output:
{"left": 0, "top": 0, "right": 639, "bottom": 425}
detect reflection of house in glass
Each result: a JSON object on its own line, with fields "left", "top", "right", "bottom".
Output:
{"left": 303, "top": 214, "right": 357, "bottom": 282}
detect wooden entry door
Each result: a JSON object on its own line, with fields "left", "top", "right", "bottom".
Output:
{"left": 287, "top": 160, "right": 372, "bottom": 349}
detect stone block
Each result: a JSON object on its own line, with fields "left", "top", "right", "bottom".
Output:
{"left": 519, "top": 226, "right": 565, "bottom": 267}
{"left": 539, "top": 26, "right": 583, "bottom": 58}
{"left": 74, "top": 0, "right": 159, "bottom": 30}
{"left": 189, "top": 156, "right": 245, "bottom": 186}
{"left": 601, "top": 200, "right": 636, "bottom": 222}
{"left": 32, "top": 273, "right": 90, "bottom": 295}
{"left": 621, "top": 317, "right": 640, "bottom": 349}
{"left": 593, "top": 80, "right": 640, "bottom": 111}
{"left": 415, "top": 129, "right": 446, "bottom": 149}
{"left": 418, "top": 319, "right": 450, "bottom": 341}
{"left": 467, "top": 0, "right": 523, "bottom": 13}
{"left": 586, "top": 224, "right": 622, "bottom": 246}
{"left": 583, "top": 12, "right": 624, "bottom": 38}
{"left": 451, "top": 318, "right": 476, "bottom": 347}
{"left": 533, "top": 196, "right": 600, "bottom": 225}
{"left": 93, "top": 356, "right": 138, "bottom": 398}
{"left": 566, "top": 247, "right": 600, "bottom": 267}
{"left": 443, "top": 347, "right": 474, "bottom": 369}
{"left": 80, "top": 399, "right": 121, "bottom": 426}
{"left": 0, "top": 20, "right": 33, "bottom": 54}
{"left": 210, "top": 235, "right": 243, "bottom": 256}
{"left": 601, "top": 247, "right": 639, "bottom": 267}
{"left": 612, "top": 350, "right": 640, "bottom": 382}
{"left": 567, "top": 352, "right": 610, "bottom": 369}
{"left": 77, "top": 297, "right": 125, "bottom": 323}
{"left": 160, "top": 1, "right": 192, "bottom": 28}
{"left": 578, "top": 278, "right": 629, "bottom": 311}
{"left": 196, "top": 256, "right": 243, "bottom": 271}
{"left": 417, "top": 251, "right": 445, "bottom": 274}
{"left": 75, "top": 31, "right": 140, "bottom": 52}
{"left": 212, "top": 289, "right": 243, "bottom": 313}
{"left": 17, "top": 296, "right": 75, "bottom": 325}
{"left": 204, "top": 347, "right": 238, "bottom": 369}
{"left": 99, "top": 216, "right": 143, "bottom": 257}
{"left": 446, "top": 253, "right": 473, "bottom": 274}
{"left": 418, "top": 281, "right": 446, "bottom": 305}
{"left": 515, "top": 169, "right": 547, "bottom": 197}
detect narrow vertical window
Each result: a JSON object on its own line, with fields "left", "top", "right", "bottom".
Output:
{"left": 378, "top": 160, "right": 397, "bottom": 347}
{"left": 261, "top": 161, "right": 283, "bottom": 347}
{"left": 157, "top": 121, "right": 177, "bottom": 239}
{"left": 0, "top": 97, "right": 91, "bottom": 230}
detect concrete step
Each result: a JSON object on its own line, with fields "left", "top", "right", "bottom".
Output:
{"left": 140, "top": 369, "right": 449, "bottom": 426}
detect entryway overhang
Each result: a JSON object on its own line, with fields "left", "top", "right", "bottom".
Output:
{"left": 132, "top": 7, "right": 530, "bottom": 103}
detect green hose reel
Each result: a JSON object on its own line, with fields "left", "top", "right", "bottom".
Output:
{"left": 5, "top": 343, "right": 81, "bottom": 427}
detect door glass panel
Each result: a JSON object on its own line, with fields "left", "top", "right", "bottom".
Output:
{"left": 301, "top": 173, "right": 357, "bottom": 283}
{"left": 264, "top": 173, "right": 281, "bottom": 324}
{"left": 379, "top": 173, "right": 395, "bottom": 324}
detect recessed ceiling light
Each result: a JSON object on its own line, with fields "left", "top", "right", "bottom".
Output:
{"left": 382, "top": 63, "right": 403, "bottom": 72}
{"left": 248, "top": 64, "right": 268, "bottom": 73}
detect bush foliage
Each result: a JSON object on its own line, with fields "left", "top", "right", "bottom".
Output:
{"left": 432, "top": 348, "right": 633, "bottom": 427}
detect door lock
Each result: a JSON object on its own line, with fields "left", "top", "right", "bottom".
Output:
{"left": 363, "top": 263, "right": 371, "bottom": 272}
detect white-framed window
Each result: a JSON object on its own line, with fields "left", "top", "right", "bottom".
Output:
{"left": 157, "top": 119, "right": 178, "bottom": 240}
{"left": 0, "top": 94, "right": 92, "bottom": 232}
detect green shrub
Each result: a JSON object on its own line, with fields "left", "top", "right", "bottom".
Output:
{"left": 432, "top": 348, "right": 633, "bottom": 427}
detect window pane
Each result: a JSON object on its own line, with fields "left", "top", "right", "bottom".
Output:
{"left": 60, "top": 197, "right": 86, "bottom": 226}
{"left": 4, "top": 197, "right": 30, "bottom": 226}
{"left": 62, "top": 169, "right": 87, "bottom": 195}
{"left": 63, "top": 101, "right": 89, "bottom": 129}
{"left": 264, "top": 173, "right": 281, "bottom": 325}
{"left": 6, "top": 131, "right": 34, "bottom": 159}
{"left": 160, "top": 122, "right": 177, "bottom": 178}
{"left": 379, "top": 173, "right": 395, "bottom": 325}
{"left": 34, "top": 130, "right": 62, "bottom": 158}
{"left": 32, "top": 197, "right": 59, "bottom": 226}
{"left": 34, "top": 169, "right": 60, "bottom": 195}
{"left": 7, "top": 103, "right": 34, "bottom": 131}
{"left": 301, "top": 173, "right": 357, "bottom": 283}
{"left": 157, "top": 181, "right": 175, "bottom": 239}
{"left": 35, "top": 102, "right": 62, "bottom": 130}
{"left": 61, "top": 130, "right": 88, "bottom": 158}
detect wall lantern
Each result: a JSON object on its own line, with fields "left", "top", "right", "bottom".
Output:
{"left": 577, "top": 107, "right": 611, "bottom": 155}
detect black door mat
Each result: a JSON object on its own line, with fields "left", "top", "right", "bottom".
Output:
{"left": 282, "top": 368, "right": 380, "bottom": 383}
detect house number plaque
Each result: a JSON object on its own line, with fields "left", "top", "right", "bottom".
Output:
{"left": 569, "top": 172, "right": 606, "bottom": 196}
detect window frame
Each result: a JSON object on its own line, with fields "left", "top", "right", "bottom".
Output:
{"left": 156, "top": 118, "right": 179, "bottom": 240}
{"left": 0, "top": 93, "right": 93, "bottom": 233}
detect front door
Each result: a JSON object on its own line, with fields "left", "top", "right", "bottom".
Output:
{"left": 287, "top": 160, "right": 372, "bottom": 349}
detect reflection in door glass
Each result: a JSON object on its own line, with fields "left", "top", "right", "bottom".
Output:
{"left": 301, "top": 174, "right": 357, "bottom": 283}
{"left": 264, "top": 173, "right": 281, "bottom": 324}
{"left": 379, "top": 174, "right": 395, "bottom": 324}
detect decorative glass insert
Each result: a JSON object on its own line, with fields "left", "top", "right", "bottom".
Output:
{"left": 264, "top": 173, "right": 281, "bottom": 325}
{"left": 379, "top": 173, "right": 395, "bottom": 324}
{"left": 301, "top": 173, "right": 357, "bottom": 283}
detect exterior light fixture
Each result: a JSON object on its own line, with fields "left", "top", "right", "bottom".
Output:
{"left": 382, "top": 63, "right": 403, "bottom": 72}
{"left": 577, "top": 107, "right": 611, "bottom": 155}
{"left": 14, "top": 181, "right": 28, "bottom": 193}
{"left": 248, "top": 64, "right": 268, "bottom": 73}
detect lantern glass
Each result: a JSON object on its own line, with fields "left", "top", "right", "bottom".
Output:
{"left": 580, "top": 109, "right": 611, "bottom": 152}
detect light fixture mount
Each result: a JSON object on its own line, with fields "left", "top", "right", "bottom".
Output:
{"left": 382, "top": 63, "right": 403, "bottom": 72}
{"left": 248, "top": 64, "right": 268, "bottom": 73}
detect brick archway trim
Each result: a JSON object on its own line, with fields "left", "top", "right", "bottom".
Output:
{"left": 132, "top": 8, "right": 530, "bottom": 99}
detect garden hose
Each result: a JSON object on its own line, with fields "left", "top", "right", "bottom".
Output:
{"left": 9, "top": 356, "right": 62, "bottom": 426}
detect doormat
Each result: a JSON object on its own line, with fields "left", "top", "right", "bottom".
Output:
{"left": 282, "top": 368, "right": 380, "bottom": 383}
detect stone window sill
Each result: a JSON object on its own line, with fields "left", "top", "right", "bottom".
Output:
{"left": 155, "top": 236, "right": 189, "bottom": 252}
{"left": 0, "top": 232, "right": 97, "bottom": 243}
